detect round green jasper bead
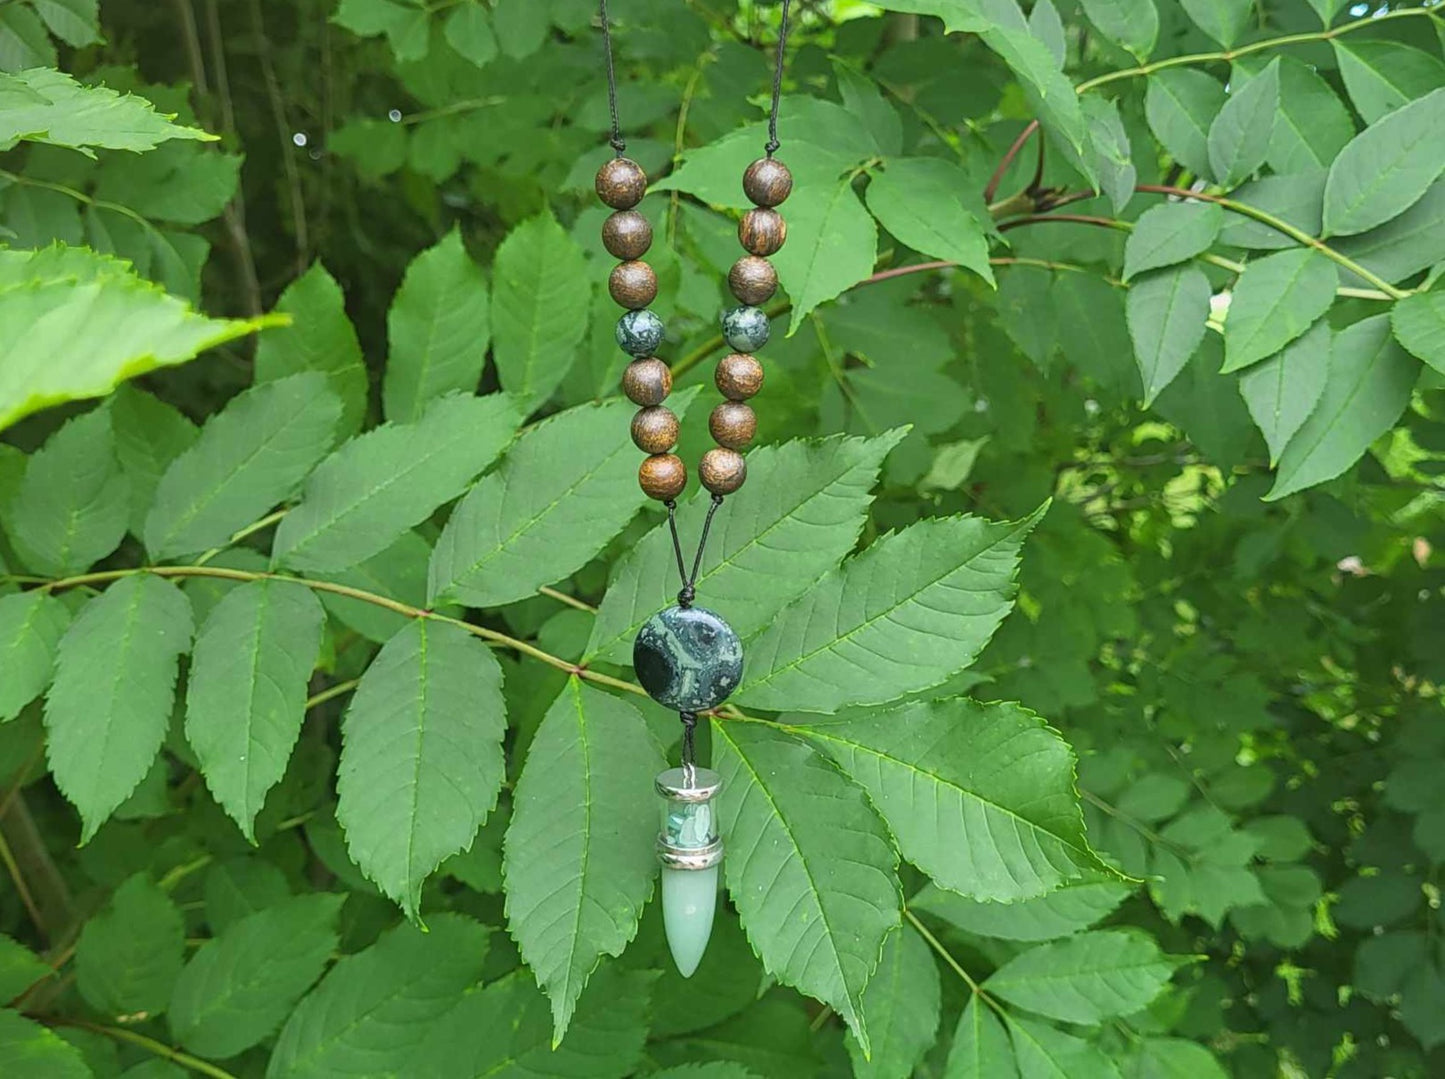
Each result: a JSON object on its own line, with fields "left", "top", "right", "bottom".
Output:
{"left": 633, "top": 605, "right": 743, "bottom": 711}
{"left": 616, "top": 308, "right": 666, "bottom": 356}
{"left": 720, "top": 306, "right": 770, "bottom": 353}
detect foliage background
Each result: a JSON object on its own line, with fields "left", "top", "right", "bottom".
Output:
{"left": 0, "top": 0, "right": 1444, "bottom": 1077}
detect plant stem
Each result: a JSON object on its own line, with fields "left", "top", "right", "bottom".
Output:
{"left": 984, "top": 120, "right": 1039, "bottom": 203}
{"left": 52, "top": 1020, "right": 238, "bottom": 1079}
{"left": 0, "top": 825, "right": 42, "bottom": 931}
{"left": 305, "top": 678, "right": 360, "bottom": 710}
{"left": 903, "top": 908, "right": 986, "bottom": 995}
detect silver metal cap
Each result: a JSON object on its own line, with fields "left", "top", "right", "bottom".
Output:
{"left": 657, "top": 835, "right": 724, "bottom": 869}
{"left": 656, "top": 766, "right": 722, "bottom": 802}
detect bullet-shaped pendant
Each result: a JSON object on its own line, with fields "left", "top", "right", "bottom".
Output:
{"left": 656, "top": 766, "right": 723, "bottom": 977}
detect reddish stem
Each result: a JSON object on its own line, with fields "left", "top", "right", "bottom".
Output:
{"left": 983, "top": 120, "right": 1039, "bottom": 203}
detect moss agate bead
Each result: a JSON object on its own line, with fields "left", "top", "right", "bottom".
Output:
{"left": 633, "top": 605, "right": 744, "bottom": 711}
{"left": 721, "top": 306, "right": 769, "bottom": 353}
{"left": 617, "top": 309, "right": 665, "bottom": 356}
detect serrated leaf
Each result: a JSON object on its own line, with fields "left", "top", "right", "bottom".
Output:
{"left": 273, "top": 392, "right": 519, "bottom": 572}
{"left": 169, "top": 893, "right": 343, "bottom": 1058}
{"left": 1145, "top": 70, "right": 1224, "bottom": 181}
{"left": 110, "top": 386, "right": 198, "bottom": 534}
{"left": 714, "top": 720, "right": 900, "bottom": 1057}
{"left": 1079, "top": 0, "right": 1156, "bottom": 58}
{"left": 1267, "top": 57, "right": 1353, "bottom": 175}
{"left": 864, "top": 158, "right": 992, "bottom": 285}
{"left": 76, "top": 873, "right": 185, "bottom": 1020}
{"left": 776, "top": 174, "right": 878, "bottom": 335}
{"left": 44, "top": 574, "right": 193, "bottom": 842}
{"left": 255, "top": 263, "right": 369, "bottom": 438}
{"left": 1179, "top": 0, "right": 1249, "bottom": 48}
{"left": 799, "top": 698, "right": 1106, "bottom": 901}
{"left": 92, "top": 143, "right": 240, "bottom": 226}
{"left": 0, "top": 1010, "right": 90, "bottom": 1078}
{"left": 317, "top": 529, "right": 436, "bottom": 644}
{"left": 337, "top": 619, "right": 506, "bottom": 918}
{"left": 1392, "top": 288, "right": 1445, "bottom": 375}
{"left": 1238, "top": 318, "right": 1331, "bottom": 465}
{"left": 945, "top": 997, "right": 1018, "bottom": 1079}
{"left": 267, "top": 914, "right": 489, "bottom": 1079}
{"left": 383, "top": 229, "right": 491, "bottom": 422}
{"left": 586, "top": 431, "right": 904, "bottom": 663}
{"left": 1005, "top": 1014, "right": 1122, "bottom": 1079}
{"left": 333, "top": 0, "right": 429, "bottom": 62}
{"left": 0, "top": 591, "right": 69, "bottom": 722}
{"left": 205, "top": 857, "right": 289, "bottom": 935}
{"left": 1322, "top": 87, "right": 1445, "bottom": 238}
{"left": 445, "top": 4, "right": 497, "bottom": 66}
{"left": 736, "top": 510, "right": 1039, "bottom": 714}
{"left": 503, "top": 680, "right": 663, "bottom": 1041}
{"left": 145, "top": 372, "right": 341, "bottom": 558}
{"left": 0, "top": 68, "right": 211, "bottom": 152}
{"left": 0, "top": 934, "right": 51, "bottom": 1002}
{"left": 1334, "top": 40, "right": 1445, "bottom": 126}
{"left": 986, "top": 930, "right": 1177, "bottom": 1024}
{"left": 1127, "top": 265, "right": 1211, "bottom": 406}
{"left": 429, "top": 395, "right": 689, "bottom": 607}
{"left": 1206, "top": 59, "right": 1279, "bottom": 188}
{"left": 1127, "top": 1038, "right": 1230, "bottom": 1079}
{"left": 1221, "top": 248, "right": 1336, "bottom": 373}
{"left": 32, "top": 0, "right": 98, "bottom": 46}
{"left": 1082, "top": 96, "right": 1136, "bottom": 214}
{"left": 914, "top": 872, "right": 1131, "bottom": 941}
{"left": 490, "top": 212, "right": 590, "bottom": 409}
{"left": 1267, "top": 314, "right": 1418, "bottom": 500}
{"left": 1123, "top": 202, "right": 1223, "bottom": 281}
{"left": 844, "top": 926, "right": 940, "bottom": 1079}
{"left": 186, "top": 580, "right": 325, "bottom": 841}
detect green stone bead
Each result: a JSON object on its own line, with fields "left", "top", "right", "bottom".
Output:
{"left": 616, "top": 308, "right": 665, "bottom": 356}
{"left": 720, "top": 306, "right": 770, "bottom": 353}
{"left": 633, "top": 605, "right": 744, "bottom": 712}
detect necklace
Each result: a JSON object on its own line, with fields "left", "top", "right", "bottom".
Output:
{"left": 593, "top": 0, "right": 793, "bottom": 978}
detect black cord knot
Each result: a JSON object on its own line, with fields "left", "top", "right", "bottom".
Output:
{"left": 680, "top": 711, "right": 699, "bottom": 767}
{"left": 677, "top": 583, "right": 696, "bottom": 608}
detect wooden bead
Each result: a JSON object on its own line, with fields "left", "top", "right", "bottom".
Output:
{"left": 743, "top": 157, "right": 793, "bottom": 207}
{"left": 738, "top": 208, "right": 786, "bottom": 256}
{"left": 631, "top": 406, "right": 679, "bottom": 454}
{"left": 640, "top": 453, "right": 687, "bottom": 501}
{"left": 699, "top": 447, "right": 746, "bottom": 495}
{"left": 603, "top": 210, "right": 652, "bottom": 259}
{"left": 622, "top": 358, "right": 671, "bottom": 406}
{"left": 728, "top": 256, "right": 777, "bottom": 305}
{"left": 714, "top": 353, "right": 763, "bottom": 400}
{"left": 709, "top": 402, "right": 756, "bottom": 450}
{"left": 609, "top": 260, "right": 657, "bottom": 309}
{"left": 595, "top": 157, "right": 648, "bottom": 209}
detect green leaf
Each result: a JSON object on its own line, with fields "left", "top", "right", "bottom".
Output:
{"left": 44, "top": 574, "right": 193, "bottom": 842}
{"left": 1266, "top": 57, "right": 1354, "bottom": 175}
{"left": 1126, "top": 265, "right": 1212, "bottom": 406}
{"left": 844, "top": 926, "right": 940, "bottom": 1079}
{"left": 169, "top": 893, "right": 343, "bottom": 1059}
{"left": 0, "top": 1010, "right": 90, "bottom": 1078}
{"left": 144, "top": 372, "right": 342, "bottom": 559}
{"left": 333, "top": 0, "right": 429, "bottom": 62}
{"left": 429, "top": 395, "right": 689, "bottom": 607}
{"left": 1123, "top": 202, "right": 1223, "bottom": 281}
{"left": 1392, "top": 288, "right": 1445, "bottom": 375}
{"left": 0, "top": 590, "right": 69, "bottom": 723}
{"left": 337, "top": 619, "right": 506, "bottom": 918}
{"left": 0, "top": 935, "right": 51, "bottom": 1002}
{"left": 799, "top": 698, "right": 1106, "bottom": 901}
{"left": 1005, "top": 1014, "right": 1122, "bottom": 1079}
{"left": 714, "top": 720, "right": 900, "bottom": 1057}
{"left": 503, "top": 680, "right": 663, "bottom": 1041}
{"left": 1206, "top": 59, "right": 1279, "bottom": 188}
{"left": 1322, "top": 86, "right": 1445, "bottom": 238}
{"left": 1178, "top": 0, "right": 1249, "bottom": 48}
{"left": 1145, "top": 70, "right": 1224, "bottom": 181}
{"left": 316, "top": 529, "right": 437, "bottom": 644}
{"left": 268, "top": 914, "right": 489, "bottom": 1079}
{"left": 254, "top": 263, "right": 369, "bottom": 439}
{"left": 0, "top": 68, "right": 212, "bottom": 152}
{"left": 92, "top": 144, "right": 241, "bottom": 226}
{"left": 32, "top": 0, "right": 99, "bottom": 46}
{"left": 76, "top": 873, "right": 185, "bottom": 1020}
{"left": 1303, "top": 0, "right": 1341, "bottom": 26}
{"left": 1082, "top": 97, "right": 1137, "bottom": 214}
{"left": 492, "top": 0, "right": 548, "bottom": 57}
{"left": 586, "top": 431, "right": 904, "bottom": 663}
{"left": 1127, "top": 1038, "right": 1230, "bottom": 1079}
{"left": 835, "top": 60, "right": 903, "bottom": 158}
{"left": 1268, "top": 314, "right": 1418, "bottom": 500}
{"left": 1078, "top": 0, "right": 1156, "bottom": 58}
{"left": 4, "top": 407, "right": 128, "bottom": 576}
{"left": 1221, "top": 248, "right": 1336, "bottom": 374}
{"left": 272, "top": 392, "right": 520, "bottom": 572}
{"left": 775, "top": 174, "right": 878, "bottom": 335}
{"left": 1334, "top": 40, "right": 1445, "bottom": 126}
{"left": 110, "top": 386, "right": 198, "bottom": 535}
{"left": 382, "top": 229, "right": 491, "bottom": 422}
{"left": 205, "top": 857, "right": 289, "bottom": 935}
{"left": 914, "top": 872, "right": 1131, "bottom": 941}
{"left": 444, "top": 4, "right": 497, "bottom": 67}
{"left": 0, "top": 245, "right": 273, "bottom": 434}
{"left": 185, "top": 580, "right": 325, "bottom": 841}
{"left": 865, "top": 158, "right": 992, "bottom": 285}
{"left": 985, "top": 930, "right": 1177, "bottom": 1024}
{"left": 946, "top": 997, "right": 1018, "bottom": 1079}
{"left": 1238, "top": 319, "right": 1331, "bottom": 465}
{"left": 490, "top": 212, "right": 591, "bottom": 410}
{"left": 736, "top": 510, "right": 1040, "bottom": 713}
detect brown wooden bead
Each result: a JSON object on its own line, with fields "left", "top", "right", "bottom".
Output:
{"left": 714, "top": 353, "right": 764, "bottom": 401}
{"left": 602, "top": 210, "right": 652, "bottom": 259}
{"left": 609, "top": 260, "right": 657, "bottom": 309}
{"left": 622, "top": 358, "right": 671, "bottom": 406}
{"left": 595, "top": 157, "right": 648, "bottom": 209}
{"left": 631, "top": 406, "right": 679, "bottom": 454}
{"left": 728, "top": 255, "right": 778, "bottom": 305}
{"left": 699, "top": 447, "right": 746, "bottom": 495}
{"left": 709, "top": 402, "right": 756, "bottom": 450}
{"left": 639, "top": 453, "right": 687, "bottom": 501}
{"left": 743, "top": 157, "right": 793, "bottom": 207}
{"left": 738, "top": 208, "right": 786, "bottom": 256}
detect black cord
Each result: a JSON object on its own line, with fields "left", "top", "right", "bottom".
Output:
{"left": 599, "top": 0, "right": 626, "bottom": 154}
{"left": 680, "top": 711, "right": 698, "bottom": 768}
{"left": 765, "top": 0, "right": 793, "bottom": 156}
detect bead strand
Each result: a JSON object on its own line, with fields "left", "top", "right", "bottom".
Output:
{"left": 705, "top": 156, "right": 791, "bottom": 496}
{"left": 598, "top": 157, "right": 685, "bottom": 502}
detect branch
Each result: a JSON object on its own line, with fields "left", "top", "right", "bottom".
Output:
{"left": 983, "top": 120, "right": 1039, "bottom": 204}
{"left": 49, "top": 1020, "right": 238, "bottom": 1079}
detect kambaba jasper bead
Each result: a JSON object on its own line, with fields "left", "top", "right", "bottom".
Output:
{"left": 602, "top": 210, "right": 652, "bottom": 259}
{"left": 743, "top": 157, "right": 793, "bottom": 207}
{"left": 738, "top": 208, "right": 786, "bottom": 256}
{"left": 609, "top": 260, "right": 657, "bottom": 309}
{"left": 640, "top": 453, "right": 688, "bottom": 501}
{"left": 632, "top": 406, "right": 680, "bottom": 454}
{"left": 709, "top": 402, "right": 756, "bottom": 450}
{"left": 721, "top": 306, "right": 770, "bottom": 353}
{"left": 728, "top": 256, "right": 777, "bottom": 306}
{"left": 595, "top": 156, "right": 648, "bottom": 209}
{"left": 617, "top": 308, "right": 665, "bottom": 356}
{"left": 622, "top": 358, "right": 671, "bottom": 406}
{"left": 715, "top": 353, "right": 763, "bottom": 400}
{"left": 700, "top": 447, "right": 747, "bottom": 495}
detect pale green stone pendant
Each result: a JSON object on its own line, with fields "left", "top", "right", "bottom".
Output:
{"left": 656, "top": 766, "right": 723, "bottom": 978}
